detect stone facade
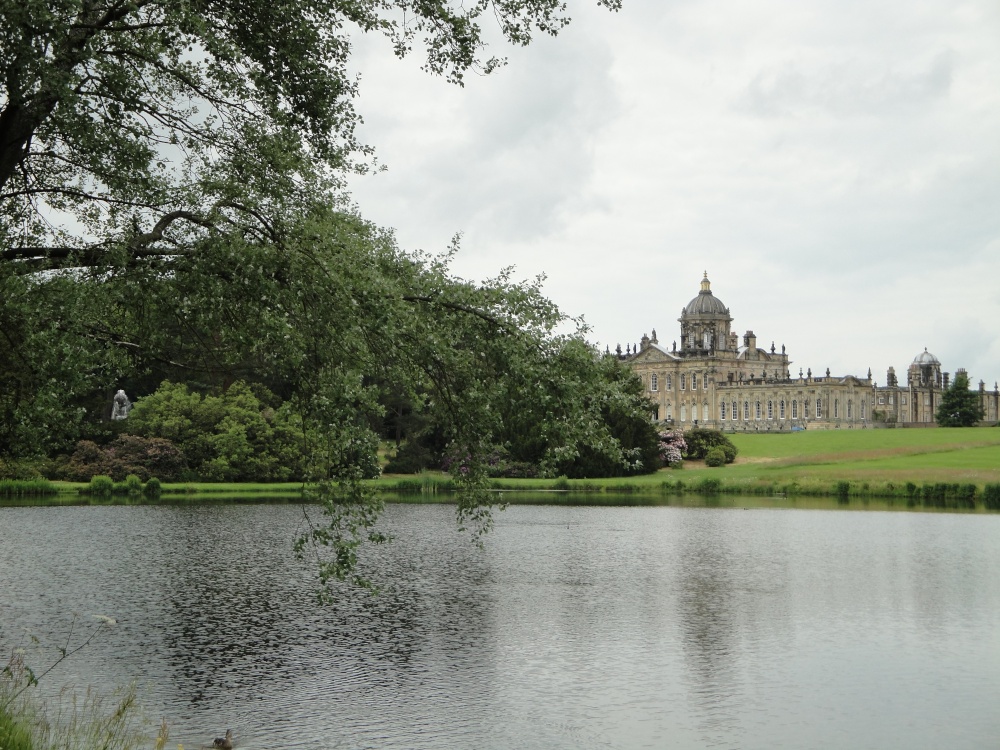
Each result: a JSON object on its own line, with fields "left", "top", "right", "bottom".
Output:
{"left": 621, "top": 274, "right": 1000, "bottom": 431}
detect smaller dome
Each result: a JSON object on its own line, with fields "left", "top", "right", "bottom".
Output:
{"left": 912, "top": 348, "right": 940, "bottom": 365}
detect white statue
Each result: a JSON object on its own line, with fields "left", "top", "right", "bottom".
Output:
{"left": 111, "top": 389, "right": 132, "bottom": 420}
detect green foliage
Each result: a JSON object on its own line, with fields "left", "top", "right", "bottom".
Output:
{"left": 88, "top": 476, "right": 114, "bottom": 497}
{"left": 984, "top": 484, "right": 1000, "bottom": 510}
{"left": 124, "top": 474, "right": 143, "bottom": 496}
{"left": 683, "top": 428, "right": 738, "bottom": 463}
{"left": 0, "top": 0, "right": 636, "bottom": 591}
{"left": 495, "top": 345, "right": 662, "bottom": 478}
{"left": 142, "top": 477, "right": 162, "bottom": 498}
{"left": 0, "top": 703, "right": 33, "bottom": 750}
{"left": 127, "top": 381, "right": 312, "bottom": 482}
{"left": 383, "top": 435, "right": 451, "bottom": 474}
{"left": 704, "top": 447, "right": 727, "bottom": 467}
{"left": 0, "top": 480, "right": 56, "bottom": 497}
{"left": 694, "top": 477, "right": 722, "bottom": 494}
{"left": 936, "top": 372, "right": 985, "bottom": 426}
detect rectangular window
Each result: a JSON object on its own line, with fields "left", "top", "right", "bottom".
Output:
{"left": 902, "top": 396, "right": 907, "bottom": 405}
{"left": 650, "top": 373, "right": 658, "bottom": 392}
{"left": 878, "top": 397, "right": 885, "bottom": 404}
{"left": 681, "top": 374, "right": 686, "bottom": 390}
{"left": 780, "top": 400, "right": 785, "bottom": 419}
{"left": 667, "top": 375, "right": 672, "bottom": 391}
{"left": 732, "top": 401, "right": 738, "bottom": 421}
{"left": 720, "top": 403, "right": 727, "bottom": 420}
{"left": 744, "top": 402, "right": 750, "bottom": 420}
{"left": 767, "top": 400, "right": 773, "bottom": 419}
{"left": 755, "top": 401, "right": 761, "bottom": 420}
{"left": 816, "top": 399, "right": 822, "bottom": 418}
{"left": 889, "top": 395, "right": 894, "bottom": 405}
{"left": 792, "top": 400, "right": 798, "bottom": 419}
{"left": 692, "top": 374, "right": 698, "bottom": 390}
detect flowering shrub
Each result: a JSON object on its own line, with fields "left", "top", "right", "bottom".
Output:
{"left": 658, "top": 430, "right": 687, "bottom": 467}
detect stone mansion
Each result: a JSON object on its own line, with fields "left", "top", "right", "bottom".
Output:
{"left": 621, "top": 274, "right": 1000, "bottom": 431}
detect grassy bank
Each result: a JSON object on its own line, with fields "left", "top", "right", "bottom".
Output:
{"left": 373, "top": 428, "right": 1000, "bottom": 507}
{"left": 7, "top": 427, "right": 1000, "bottom": 508}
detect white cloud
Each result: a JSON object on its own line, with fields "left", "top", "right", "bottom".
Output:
{"left": 346, "top": 0, "right": 1000, "bottom": 386}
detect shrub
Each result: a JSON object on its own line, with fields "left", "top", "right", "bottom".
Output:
{"left": 63, "top": 436, "right": 187, "bottom": 482}
{"left": 88, "top": 475, "right": 114, "bottom": 496}
{"left": 384, "top": 439, "right": 434, "bottom": 474}
{"left": 683, "top": 428, "right": 738, "bottom": 463}
{"left": 142, "top": 477, "right": 162, "bottom": 498}
{"left": 124, "top": 474, "right": 143, "bottom": 496}
{"left": 983, "top": 484, "right": 1000, "bottom": 510}
{"left": 126, "top": 380, "right": 311, "bottom": 481}
{"left": 694, "top": 477, "right": 722, "bottom": 494}
{"left": 493, "top": 461, "right": 540, "bottom": 479}
{"left": 704, "top": 447, "right": 727, "bottom": 467}
{"left": 658, "top": 429, "right": 687, "bottom": 466}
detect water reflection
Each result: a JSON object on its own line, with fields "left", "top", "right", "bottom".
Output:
{"left": 1, "top": 503, "right": 1000, "bottom": 749}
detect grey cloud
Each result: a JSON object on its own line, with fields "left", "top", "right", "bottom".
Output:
{"left": 740, "top": 50, "right": 954, "bottom": 117}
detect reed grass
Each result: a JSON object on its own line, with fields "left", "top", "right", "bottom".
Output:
{"left": 0, "top": 480, "right": 57, "bottom": 497}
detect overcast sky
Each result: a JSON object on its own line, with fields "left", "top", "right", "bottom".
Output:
{"left": 346, "top": 0, "right": 1000, "bottom": 387}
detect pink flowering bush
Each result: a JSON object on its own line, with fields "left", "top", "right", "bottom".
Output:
{"left": 658, "top": 430, "right": 687, "bottom": 467}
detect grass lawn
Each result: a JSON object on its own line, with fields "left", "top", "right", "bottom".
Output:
{"left": 9, "top": 427, "right": 997, "bottom": 506}
{"left": 380, "top": 427, "right": 1000, "bottom": 501}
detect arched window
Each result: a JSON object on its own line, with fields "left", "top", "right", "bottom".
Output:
{"left": 767, "top": 400, "right": 773, "bottom": 419}
{"left": 666, "top": 403, "right": 673, "bottom": 421}
{"left": 847, "top": 400, "right": 852, "bottom": 419}
{"left": 703, "top": 404, "right": 709, "bottom": 422}
{"left": 720, "top": 402, "right": 727, "bottom": 420}
{"left": 652, "top": 405, "right": 659, "bottom": 420}
{"left": 755, "top": 401, "right": 761, "bottom": 420}
{"left": 780, "top": 400, "right": 786, "bottom": 419}
{"left": 732, "top": 401, "right": 738, "bottom": 421}
{"left": 816, "top": 398, "right": 823, "bottom": 418}
{"left": 792, "top": 400, "right": 798, "bottom": 419}
{"left": 744, "top": 401, "right": 750, "bottom": 421}
{"left": 680, "top": 405, "right": 687, "bottom": 422}
{"left": 861, "top": 400, "right": 866, "bottom": 420}
{"left": 666, "top": 374, "right": 672, "bottom": 391}
{"left": 650, "top": 373, "right": 658, "bottom": 392}
{"left": 681, "top": 374, "right": 687, "bottom": 391}
{"left": 834, "top": 399, "right": 839, "bottom": 418}
{"left": 692, "top": 373, "right": 698, "bottom": 390}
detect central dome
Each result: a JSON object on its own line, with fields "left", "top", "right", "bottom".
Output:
{"left": 683, "top": 273, "right": 729, "bottom": 316}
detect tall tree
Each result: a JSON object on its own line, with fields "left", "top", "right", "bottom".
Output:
{"left": 0, "top": 0, "right": 632, "bottom": 593}
{"left": 936, "top": 372, "right": 984, "bottom": 427}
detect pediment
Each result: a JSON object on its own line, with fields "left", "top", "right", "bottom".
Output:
{"left": 631, "top": 346, "right": 678, "bottom": 364}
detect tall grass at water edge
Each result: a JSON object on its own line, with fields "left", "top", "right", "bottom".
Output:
{"left": 0, "top": 480, "right": 57, "bottom": 497}
{"left": 1, "top": 651, "right": 161, "bottom": 750}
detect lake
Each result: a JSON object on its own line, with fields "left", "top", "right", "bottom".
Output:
{"left": 2, "top": 501, "right": 999, "bottom": 749}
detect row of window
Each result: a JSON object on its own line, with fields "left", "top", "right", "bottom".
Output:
{"left": 649, "top": 373, "right": 705, "bottom": 392}
{"left": 717, "top": 398, "right": 868, "bottom": 421}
